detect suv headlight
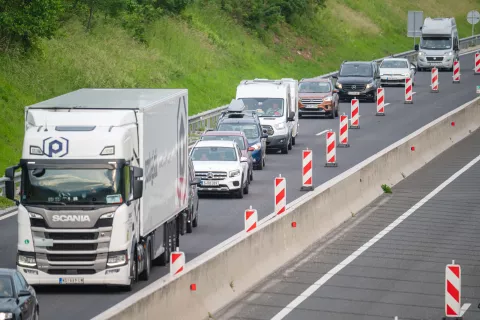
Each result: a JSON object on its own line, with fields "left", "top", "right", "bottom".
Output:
{"left": 17, "top": 251, "right": 36, "bottom": 268}
{"left": 229, "top": 169, "right": 240, "bottom": 177}
{"left": 107, "top": 250, "right": 128, "bottom": 267}
{"left": 0, "top": 312, "right": 13, "bottom": 320}
{"left": 366, "top": 82, "right": 374, "bottom": 89}
{"left": 323, "top": 96, "right": 332, "bottom": 102}
{"left": 274, "top": 123, "right": 286, "bottom": 130}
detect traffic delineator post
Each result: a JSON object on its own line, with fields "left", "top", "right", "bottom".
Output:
{"left": 338, "top": 113, "right": 350, "bottom": 148}
{"left": 274, "top": 174, "right": 286, "bottom": 215}
{"left": 325, "top": 130, "right": 337, "bottom": 167}
{"left": 301, "top": 148, "right": 313, "bottom": 191}
{"left": 244, "top": 206, "right": 257, "bottom": 233}
{"left": 431, "top": 67, "right": 439, "bottom": 92}
{"left": 445, "top": 260, "right": 461, "bottom": 318}
{"left": 376, "top": 87, "right": 385, "bottom": 116}
{"left": 452, "top": 60, "right": 460, "bottom": 83}
{"left": 350, "top": 98, "right": 360, "bottom": 129}
{"left": 405, "top": 77, "right": 413, "bottom": 104}
{"left": 170, "top": 249, "right": 185, "bottom": 277}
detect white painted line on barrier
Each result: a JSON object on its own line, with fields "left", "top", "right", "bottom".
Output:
{"left": 460, "top": 303, "right": 471, "bottom": 317}
{"left": 0, "top": 211, "right": 17, "bottom": 222}
{"left": 315, "top": 130, "right": 329, "bottom": 136}
{"left": 269, "top": 152, "right": 480, "bottom": 320}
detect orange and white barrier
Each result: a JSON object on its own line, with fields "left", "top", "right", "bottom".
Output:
{"left": 431, "top": 67, "right": 439, "bottom": 92}
{"left": 475, "top": 52, "right": 480, "bottom": 74}
{"left": 244, "top": 206, "right": 257, "bottom": 233}
{"left": 452, "top": 60, "right": 460, "bottom": 83}
{"left": 170, "top": 250, "right": 185, "bottom": 276}
{"left": 301, "top": 149, "right": 313, "bottom": 191}
{"left": 325, "top": 130, "right": 337, "bottom": 167}
{"left": 275, "top": 175, "right": 286, "bottom": 215}
{"left": 350, "top": 98, "right": 359, "bottom": 129}
{"left": 376, "top": 88, "right": 385, "bottom": 116}
{"left": 445, "top": 260, "right": 461, "bottom": 317}
{"left": 338, "top": 113, "right": 349, "bottom": 148}
{"left": 404, "top": 77, "right": 413, "bottom": 104}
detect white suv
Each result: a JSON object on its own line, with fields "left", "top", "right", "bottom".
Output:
{"left": 190, "top": 140, "right": 250, "bottom": 198}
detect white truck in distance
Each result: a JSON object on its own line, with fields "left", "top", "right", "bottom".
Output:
{"left": 415, "top": 17, "right": 459, "bottom": 71}
{"left": 236, "top": 79, "right": 296, "bottom": 154}
{"left": 3, "top": 88, "right": 198, "bottom": 291}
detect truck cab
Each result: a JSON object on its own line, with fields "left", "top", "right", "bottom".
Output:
{"left": 415, "top": 17, "right": 459, "bottom": 71}
{"left": 236, "top": 79, "right": 295, "bottom": 154}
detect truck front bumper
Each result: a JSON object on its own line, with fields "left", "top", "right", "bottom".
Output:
{"left": 266, "top": 134, "right": 288, "bottom": 149}
{"left": 18, "top": 264, "right": 131, "bottom": 286}
{"left": 417, "top": 57, "right": 454, "bottom": 69}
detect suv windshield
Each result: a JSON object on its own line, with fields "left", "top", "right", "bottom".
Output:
{"left": 217, "top": 123, "right": 260, "bottom": 140}
{"left": 299, "top": 82, "right": 331, "bottom": 93}
{"left": 239, "top": 98, "right": 284, "bottom": 117}
{"left": 22, "top": 167, "right": 124, "bottom": 205}
{"left": 380, "top": 60, "right": 408, "bottom": 68}
{"left": 191, "top": 146, "right": 237, "bottom": 161}
{"left": 0, "top": 276, "right": 13, "bottom": 298}
{"left": 420, "top": 37, "right": 451, "bottom": 50}
{"left": 202, "top": 135, "right": 246, "bottom": 149}
{"left": 339, "top": 63, "right": 373, "bottom": 77}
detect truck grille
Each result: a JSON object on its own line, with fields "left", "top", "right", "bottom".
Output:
{"left": 47, "top": 254, "right": 97, "bottom": 262}
{"left": 426, "top": 57, "right": 444, "bottom": 61}
{"left": 301, "top": 98, "right": 323, "bottom": 104}
{"left": 45, "top": 232, "right": 98, "bottom": 240}
{"left": 195, "top": 171, "right": 227, "bottom": 180}
{"left": 342, "top": 84, "right": 366, "bottom": 91}
{"left": 48, "top": 243, "right": 98, "bottom": 251}
{"left": 262, "top": 125, "right": 274, "bottom": 135}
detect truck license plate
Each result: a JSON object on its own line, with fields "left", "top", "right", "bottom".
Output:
{"left": 202, "top": 180, "right": 219, "bottom": 186}
{"left": 59, "top": 277, "right": 84, "bottom": 284}
{"left": 348, "top": 92, "right": 360, "bottom": 95}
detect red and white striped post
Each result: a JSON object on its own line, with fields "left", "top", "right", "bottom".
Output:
{"left": 325, "top": 130, "right": 337, "bottom": 167}
{"left": 452, "top": 60, "right": 460, "bottom": 83}
{"left": 170, "top": 249, "right": 185, "bottom": 277}
{"left": 376, "top": 87, "right": 385, "bottom": 116}
{"left": 350, "top": 98, "right": 360, "bottom": 129}
{"left": 475, "top": 52, "right": 480, "bottom": 74}
{"left": 337, "top": 113, "right": 349, "bottom": 148}
{"left": 301, "top": 148, "right": 313, "bottom": 191}
{"left": 404, "top": 77, "right": 413, "bottom": 104}
{"left": 244, "top": 205, "right": 257, "bottom": 233}
{"left": 274, "top": 175, "right": 286, "bottom": 215}
{"left": 431, "top": 67, "right": 439, "bottom": 92}
{"left": 445, "top": 260, "right": 461, "bottom": 318}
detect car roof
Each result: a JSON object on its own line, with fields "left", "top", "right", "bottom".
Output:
{"left": 0, "top": 268, "right": 16, "bottom": 276}
{"left": 343, "top": 61, "right": 372, "bottom": 65}
{"left": 381, "top": 58, "right": 408, "bottom": 62}
{"left": 194, "top": 140, "right": 237, "bottom": 148}
{"left": 300, "top": 78, "right": 331, "bottom": 83}
{"left": 218, "top": 118, "right": 257, "bottom": 124}
{"left": 203, "top": 131, "right": 246, "bottom": 137}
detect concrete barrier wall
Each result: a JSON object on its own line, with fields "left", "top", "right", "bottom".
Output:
{"left": 93, "top": 96, "right": 480, "bottom": 320}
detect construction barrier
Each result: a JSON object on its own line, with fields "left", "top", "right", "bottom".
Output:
{"left": 325, "top": 130, "right": 337, "bottom": 167}
{"left": 405, "top": 77, "right": 413, "bottom": 104}
{"left": 301, "top": 149, "right": 313, "bottom": 191}
{"left": 431, "top": 67, "right": 439, "bottom": 92}
{"left": 169, "top": 250, "right": 185, "bottom": 277}
{"left": 338, "top": 113, "right": 349, "bottom": 148}
{"left": 445, "top": 260, "right": 461, "bottom": 317}
{"left": 274, "top": 175, "right": 286, "bottom": 215}
{"left": 376, "top": 87, "right": 385, "bottom": 116}
{"left": 244, "top": 206, "right": 257, "bottom": 233}
{"left": 350, "top": 98, "right": 360, "bottom": 128}
{"left": 475, "top": 52, "right": 480, "bottom": 74}
{"left": 453, "top": 60, "right": 460, "bottom": 83}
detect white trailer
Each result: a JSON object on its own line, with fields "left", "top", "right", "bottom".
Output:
{"left": 4, "top": 89, "right": 193, "bottom": 291}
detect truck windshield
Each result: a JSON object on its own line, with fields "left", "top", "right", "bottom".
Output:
{"left": 239, "top": 98, "right": 284, "bottom": 117}
{"left": 420, "top": 37, "right": 451, "bottom": 50}
{"left": 339, "top": 64, "right": 373, "bottom": 77}
{"left": 22, "top": 167, "right": 124, "bottom": 205}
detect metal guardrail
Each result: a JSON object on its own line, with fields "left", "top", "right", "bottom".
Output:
{"left": 1, "top": 34, "right": 480, "bottom": 200}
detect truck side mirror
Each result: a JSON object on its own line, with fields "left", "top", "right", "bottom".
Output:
{"left": 288, "top": 111, "right": 295, "bottom": 121}
{"left": 414, "top": 44, "right": 419, "bottom": 51}
{"left": 4, "top": 166, "right": 19, "bottom": 202}
{"left": 132, "top": 166, "right": 143, "bottom": 200}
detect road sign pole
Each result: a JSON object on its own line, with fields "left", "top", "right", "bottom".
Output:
{"left": 467, "top": 10, "right": 480, "bottom": 37}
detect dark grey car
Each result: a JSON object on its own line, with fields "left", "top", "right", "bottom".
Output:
{"left": 181, "top": 158, "right": 200, "bottom": 234}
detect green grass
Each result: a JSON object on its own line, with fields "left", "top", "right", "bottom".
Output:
{"left": 0, "top": 0, "right": 477, "bottom": 207}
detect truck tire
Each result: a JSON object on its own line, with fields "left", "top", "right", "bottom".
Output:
{"left": 154, "top": 224, "right": 171, "bottom": 266}
{"left": 186, "top": 207, "right": 194, "bottom": 234}
{"left": 121, "top": 246, "right": 138, "bottom": 291}
{"left": 192, "top": 212, "right": 198, "bottom": 228}
{"left": 139, "top": 239, "right": 151, "bottom": 281}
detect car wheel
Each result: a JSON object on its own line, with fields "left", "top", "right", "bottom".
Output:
{"left": 335, "top": 104, "right": 339, "bottom": 117}
{"left": 292, "top": 136, "right": 296, "bottom": 145}
{"left": 288, "top": 137, "right": 292, "bottom": 150}
{"left": 34, "top": 308, "right": 39, "bottom": 320}
{"left": 243, "top": 175, "right": 249, "bottom": 194}
{"left": 250, "top": 168, "right": 253, "bottom": 181}
{"left": 236, "top": 178, "right": 244, "bottom": 198}
{"left": 281, "top": 143, "right": 288, "bottom": 154}
{"left": 330, "top": 109, "right": 335, "bottom": 119}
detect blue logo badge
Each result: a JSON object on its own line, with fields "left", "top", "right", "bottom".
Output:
{"left": 43, "top": 137, "right": 69, "bottom": 158}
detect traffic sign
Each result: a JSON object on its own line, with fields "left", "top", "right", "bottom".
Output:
{"left": 467, "top": 10, "right": 480, "bottom": 24}
{"left": 407, "top": 11, "right": 423, "bottom": 38}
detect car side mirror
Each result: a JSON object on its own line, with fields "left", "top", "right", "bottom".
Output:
{"left": 262, "top": 129, "right": 268, "bottom": 134}
{"left": 131, "top": 166, "right": 143, "bottom": 201}
{"left": 414, "top": 44, "right": 419, "bottom": 51}
{"left": 190, "top": 177, "right": 201, "bottom": 186}
{"left": 240, "top": 156, "right": 248, "bottom": 162}
{"left": 262, "top": 134, "right": 268, "bottom": 139}
{"left": 331, "top": 74, "right": 338, "bottom": 79}
{"left": 18, "top": 290, "right": 30, "bottom": 297}
{"left": 288, "top": 111, "right": 295, "bottom": 121}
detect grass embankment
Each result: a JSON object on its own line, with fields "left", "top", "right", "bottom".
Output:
{"left": 0, "top": 0, "right": 476, "bottom": 207}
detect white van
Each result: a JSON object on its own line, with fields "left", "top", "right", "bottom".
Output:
{"left": 280, "top": 78, "right": 299, "bottom": 145}
{"left": 236, "top": 79, "right": 295, "bottom": 154}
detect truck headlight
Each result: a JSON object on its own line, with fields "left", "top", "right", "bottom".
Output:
{"left": 229, "top": 169, "right": 240, "bottom": 177}
{"left": 107, "top": 251, "right": 128, "bottom": 267}
{"left": 17, "top": 252, "right": 36, "bottom": 268}
{"left": 323, "top": 96, "right": 332, "bottom": 102}
{"left": 274, "top": 123, "right": 286, "bottom": 130}
{"left": 418, "top": 51, "right": 425, "bottom": 56}
{"left": 100, "top": 212, "right": 115, "bottom": 219}
{"left": 0, "top": 312, "right": 13, "bottom": 320}
{"left": 447, "top": 51, "right": 453, "bottom": 56}
{"left": 28, "top": 212, "right": 43, "bottom": 219}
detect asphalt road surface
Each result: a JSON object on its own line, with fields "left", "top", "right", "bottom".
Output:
{"left": 214, "top": 112, "right": 480, "bottom": 320}
{"left": 0, "top": 51, "right": 479, "bottom": 320}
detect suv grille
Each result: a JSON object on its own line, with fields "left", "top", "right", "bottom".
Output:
{"left": 301, "top": 98, "right": 323, "bottom": 104}
{"left": 195, "top": 171, "right": 227, "bottom": 180}
{"left": 426, "top": 57, "right": 444, "bottom": 61}
{"left": 342, "top": 84, "right": 366, "bottom": 91}
{"left": 262, "top": 125, "right": 274, "bottom": 135}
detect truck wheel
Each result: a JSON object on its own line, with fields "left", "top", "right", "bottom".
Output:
{"left": 186, "top": 207, "right": 193, "bottom": 233}
{"left": 292, "top": 136, "right": 296, "bottom": 145}
{"left": 122, "top": 247, "right": 138, "bottom": 291}
{"left": 155, "top": 225, "right": 171, "bottom": 266}
{"left": 139, "top": 239, "right": 151, "bottom": 281}
{"left": 192, "top": 212, "right": 198, "bottom": 228}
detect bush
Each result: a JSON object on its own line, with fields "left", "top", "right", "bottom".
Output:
{"left": 0, "top": 0, "right": 64, "bottom": 52}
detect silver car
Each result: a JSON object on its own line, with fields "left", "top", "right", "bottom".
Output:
{"left": 379, "top": 58, "right": 417, "bottom": 86}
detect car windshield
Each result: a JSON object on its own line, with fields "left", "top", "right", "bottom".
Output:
{"left": 239, "top": 98, "right": 284, "bottom": 117}
{"left": 380, "top": 60, "right": 408, "bottom": 69}
{"left": 21, "top": 167, "right": 124, "bottom": 205}
{"left": 0, "top": 276, "right": 13, "bottom": 298}
{"left": 339, "top": 64, "right": 373, "bottom": 77}
{"left": 191, "top": 146, "right": 237, "bottom": 161}
{"left": 420, "top": 37, "right": 451, "bottom": 50}
{"left": 202, "top": 135, "right": 246, "bottom": 149}
{"left": 299, "top": 82, "right": 331, "bottom": 93}
{"left": 217, "top": 123, "right": 260, "bottom": 140}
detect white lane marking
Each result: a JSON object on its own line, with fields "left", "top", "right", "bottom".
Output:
{"left": 412, "top": 92, "right": 416, "bottom": 95}
{"left": 315, "top": 130, "right": 329, "bottom": 136}
{"left": 0, "top": 211, "right": 17, "bottom": 221}
{"left": 384, "top": 103, "right": 391, "bottom": 107}
{"left": 460, "top": 303, "right": 471, "bottom": 317}
{"left": 270, "top": 152, "right": 480, "bottom": 320}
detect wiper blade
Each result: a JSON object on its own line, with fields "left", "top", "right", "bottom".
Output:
{"left": 25, "top": 201, "right": 67, "bottom": 206}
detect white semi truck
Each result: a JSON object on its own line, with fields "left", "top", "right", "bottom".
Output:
{"left": 3, "top": 88, "right": 197, "bottom": 290}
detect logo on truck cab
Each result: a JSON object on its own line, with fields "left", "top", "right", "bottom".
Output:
{"left": 52, "top": 215, "right": 91, "bottom": 222}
